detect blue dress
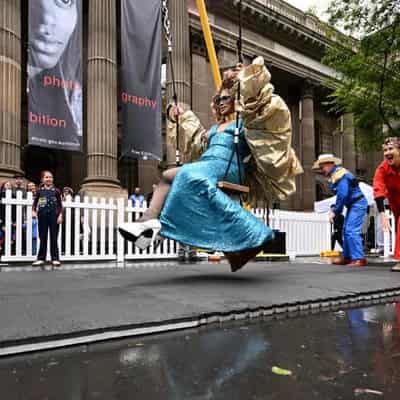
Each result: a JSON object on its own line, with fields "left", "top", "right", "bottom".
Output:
{"left": 159, "top": 121, "right": 273, "bottom": 252}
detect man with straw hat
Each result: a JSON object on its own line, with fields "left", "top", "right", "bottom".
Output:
{"left": 313, "top": 154, "right": 368, "bottom": 266}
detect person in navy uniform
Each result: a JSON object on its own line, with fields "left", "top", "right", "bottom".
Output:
{"left": 313, "top": 154, "right": 368, "bottom": 267}
{"left": 32, "top": 171, "right": 63, "bottom": 267}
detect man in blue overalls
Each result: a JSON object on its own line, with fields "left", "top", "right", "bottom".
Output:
{"left": 313, "top": 154, "right": 368, "bottom": 266}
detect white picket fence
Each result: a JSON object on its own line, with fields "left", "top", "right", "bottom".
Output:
{"left": 0, "top": 190, "right": 332, "bottom": 263}
{"left": 266, "top": 209, "right": 332, "bottom": 256}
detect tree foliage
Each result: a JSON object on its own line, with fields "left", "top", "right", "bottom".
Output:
{"left": 323, "top": 0, "right": 400, "bottom": 150}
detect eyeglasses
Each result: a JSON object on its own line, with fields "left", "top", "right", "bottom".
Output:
{"left": 216, "top": 95, "right": 232, "bottom": 104}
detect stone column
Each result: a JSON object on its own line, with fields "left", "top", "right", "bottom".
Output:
{"left": 300, "top": 81, "right": 316, "bottom": 210}
{"left": 332, "top": 131, "right": 343, "bottom": 160}
{"left": 81, "top": 0, "right": 125, "bottom": 198}
{"left": 342, "top": 113, "right": 356, "bottom": 174}
{"left": 285, "top": 101, "right": 302, "bottom": 210}
{"left": 137, "top": 160, "right": 160, "bottom": 194}
{"left": 0, "top": 0, "right": 23, "bottom": 180}
{"left": 165, "top": 0, "right": 191, "bottom": 167}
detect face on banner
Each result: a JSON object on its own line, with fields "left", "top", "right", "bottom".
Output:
{"left": 29, "top": 0, "right": 78, "bottom": 72}
{"left": 28, "top": 0, "right": 82, "bottom": 152}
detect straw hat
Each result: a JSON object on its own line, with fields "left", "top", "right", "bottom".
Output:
{"left": 312, "top": 154, "right": 342, "bottom": 170}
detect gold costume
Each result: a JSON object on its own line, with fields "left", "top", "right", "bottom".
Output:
{"left": 167, "top": 104, "right": 207, "bottom": 163}
{"left": 167, "top": 57, "right": 303, "bottom": 204}
{"left": 237, "top": 57, "right": 303, "bottom": 203}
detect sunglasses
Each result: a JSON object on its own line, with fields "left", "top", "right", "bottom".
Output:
{"left": 216, "top": 95, "right": 232, "bottom": 104}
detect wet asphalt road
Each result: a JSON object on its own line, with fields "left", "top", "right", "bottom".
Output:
{"left": 1, "top": 303, "right": 400, "bottom": 400}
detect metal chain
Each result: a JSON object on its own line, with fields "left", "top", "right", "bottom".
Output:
{"left": 161, "top": 0, "right": 181, "bottom": 165}
{"left": 162, "top": 0, "right": 173, "bottom": 53}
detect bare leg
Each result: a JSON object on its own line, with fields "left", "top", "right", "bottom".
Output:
{"left": 138, "top": 167, "right": 180, "bottom": 221}
{"left": 119, "top": 168, "right": 180, "bottom": 247}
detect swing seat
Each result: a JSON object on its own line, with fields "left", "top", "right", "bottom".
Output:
{"left": 217, "top": 181, "right": 249, "bottom": 194}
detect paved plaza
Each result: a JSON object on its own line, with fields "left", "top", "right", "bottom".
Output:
{"left": 0, "top": 258, "right": 399, "bottom": 355}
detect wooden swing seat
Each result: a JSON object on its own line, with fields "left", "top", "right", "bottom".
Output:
{"left": 217, "top": 181, "right": 249, "bottom": 194}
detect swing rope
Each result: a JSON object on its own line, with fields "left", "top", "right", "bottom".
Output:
{"left": 162, "top": 0, "right": 181, "bottom": 167}
{"left": 163, "top": 0, "right": 248, "bottom": 195}
{"left": 218, "top": 0, "right": 249, "bottom": 201}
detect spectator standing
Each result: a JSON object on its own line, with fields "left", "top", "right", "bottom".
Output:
{"left": 373, "top": 137, "right": 400, "bottom": 271}
{"left": 25, "top": 182, "right": 38, "bottom": 255}
{"left": 12, "top": 175, "right": 26, "bottom": 197}
{"left": 129, "top": 187, "right": 145, "bottom": 207}
{"left": 62, "top": 187, "right": 74, "bottom": 201}
{"left": 32, "top": 171, "right": 63, "bottom": 267}
{"left": 11, "top": 176, "right": 26, "bottom": 244}
{"left": 27, "top": 182, "right": 37, "bottom": 197}
{"left": 0, "top": 181, "right": 12, "bottom": 255}
{"left": 0, "top": 181, "right": 12, "bottom": 223}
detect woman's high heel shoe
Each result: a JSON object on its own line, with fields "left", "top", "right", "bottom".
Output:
{"left": 134, "top": 229, "right": 163, "bottom": 250}
{"left": 118, "top": 219, "right": 161, "bottom": 244}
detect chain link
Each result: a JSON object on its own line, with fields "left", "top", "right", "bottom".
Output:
{"left": 162, "top": 0, "right": 173, "bottom": 52}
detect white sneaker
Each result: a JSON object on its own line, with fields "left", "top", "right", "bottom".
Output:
{"left": 118, "top": 219, "right": 161, "bottom": 243}
{"left": 32, "top": 260, "right": 44, "bottom": 266}
{"left": 391, "top": 263, "right": 400, "bottom": 272}
{"left": 52, "top": 260, "right": 61, "bottom": 267}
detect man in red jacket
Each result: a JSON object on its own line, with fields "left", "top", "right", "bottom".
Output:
{"left": 373, "top": 137, "right": 400, "bottom": 271}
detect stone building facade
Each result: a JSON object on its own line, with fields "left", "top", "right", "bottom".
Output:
{"left": 0, "top": 0, "right": 380, "bottom": 209}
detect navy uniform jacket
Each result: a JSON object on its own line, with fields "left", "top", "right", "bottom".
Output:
{"left": 328, "top": 166, "right": 365, "bottom": 215}
{"left": 33, "top": 185, "right": 63, "bottom": 217}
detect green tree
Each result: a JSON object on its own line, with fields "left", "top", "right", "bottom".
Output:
{"left": 323, "top": 0, "right": 400, "bottom": 150}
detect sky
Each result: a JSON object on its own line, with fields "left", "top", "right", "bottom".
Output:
{"left": 284, "top": 0, "right": 330, "bottom": 19}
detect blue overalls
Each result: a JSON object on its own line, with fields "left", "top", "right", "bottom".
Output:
{"left": 329, "top": 166, "right": 368, "bottom": 261}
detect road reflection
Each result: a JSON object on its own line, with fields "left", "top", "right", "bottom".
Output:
{"left": 1, "top": 302, "right": 400, "bottom": 399}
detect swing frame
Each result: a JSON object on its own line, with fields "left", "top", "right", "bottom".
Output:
{"left": 217, "top": 181, "right": 250, "bottom": 194}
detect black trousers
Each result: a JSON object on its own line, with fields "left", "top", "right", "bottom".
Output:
{"left": 331, "top": 231, "right": 343, "bottom": 251}
{"left": 37, "top": 211, "right": 59, "bottom": 261}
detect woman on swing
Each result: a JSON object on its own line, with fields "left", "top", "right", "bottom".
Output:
{"left": 119, "top": 58, "right": 302, "bottom": 271}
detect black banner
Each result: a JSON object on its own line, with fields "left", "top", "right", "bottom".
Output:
{"left": 121, "top": 0, "right": 162, "bottom": 160}
{"left": 28, "top": 0, "right": 82, "bottom": 151}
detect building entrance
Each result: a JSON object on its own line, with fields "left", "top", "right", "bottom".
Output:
{"left": 23, "top": 146, "right": 85, "bottom": 192}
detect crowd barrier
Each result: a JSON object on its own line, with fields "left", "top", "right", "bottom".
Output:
{"left": 1, "top": 190, "right": 337, "bottom": 263}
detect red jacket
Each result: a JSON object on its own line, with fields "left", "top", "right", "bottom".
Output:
{"left": 373, "top": 160, "right": 400, "bottom": 214}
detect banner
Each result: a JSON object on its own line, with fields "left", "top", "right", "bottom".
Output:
{"left": 121, "top": 0, "right": 162, "bottom": 160}
{"left": 28, "top": 0, "right": 83, "bottom": 151}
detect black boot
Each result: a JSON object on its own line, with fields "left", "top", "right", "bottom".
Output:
{"left": 224, "top": 245, "right": 263, "bottom": 272}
